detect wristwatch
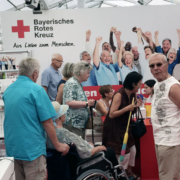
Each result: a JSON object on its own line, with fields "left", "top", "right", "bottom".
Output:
{"left": 86, "top": 102, "right": 88, "bottom": 107}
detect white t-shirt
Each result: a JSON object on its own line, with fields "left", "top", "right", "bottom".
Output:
{"left": 137, "top": 43, "right": 156, "bottom": 83}
{"left": 151, "top": 76, "right": 180, "bottom": 146}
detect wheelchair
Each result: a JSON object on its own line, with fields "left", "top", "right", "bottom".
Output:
{"left": 47, "top": 144, "right": 128, "bottom": 180}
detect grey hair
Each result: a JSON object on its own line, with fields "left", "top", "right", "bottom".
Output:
{"left": 100, "top": 50, "right": 111, "bottom": 59}
{"left": 79, "top": 51, "right": 88, "bottom": 60}
{"left": 73, "top": 60, "right": 93, "bottom": 76}
{"left": 51, "top": 53, "right": 62, "bottom": 60}
{"left": 62, "top": 62, "right": 75, "bottom": 78}
{"left": 102, "top": 42, "right": 112, "bottom": 49}
{"left": 19, "top": 57, "right": 40, "bottom": 77}
{"left": 167, "top": 48, "right": 177, "bottom": 60}
{"left": 162, "top": 38, "right": 172, "bottom": 45}
{"left": 149, "top": 53, "right": 167, "bottom": 63}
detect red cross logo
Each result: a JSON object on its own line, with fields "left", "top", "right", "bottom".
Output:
{"left": 12, "top": 20, "right": 30, "bottom": 38}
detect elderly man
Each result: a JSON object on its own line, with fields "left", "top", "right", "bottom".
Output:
{"left": 41, "top": 53, "right": 63, "bottom": 101}
{"left": 149, "top": 53, "right": 180, "bottom": 180}
{"left": 80, "top": 51, "right": 97, "bottom": 86}
{"left": 3, "top": 57, "right": 69, "bottom": 180}
{"left": 93, "top": 37, "right": 119, "bottom": 86}
{"left": 131, "top": 46, "right": 141, "bottom": 74}
{"left": 154, "top": 31, "right": 171, "bottom": 56}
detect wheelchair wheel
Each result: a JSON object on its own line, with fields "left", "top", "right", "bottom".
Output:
{"left": 77, "top": 169, "right": 110, "bottom": 180}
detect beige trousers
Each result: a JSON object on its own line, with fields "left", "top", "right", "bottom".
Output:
{"left": 155, "top": 145, "right": 180, "bottom": 180}
{"left": 14, "top": 155, "right": 46, "bottom": 180}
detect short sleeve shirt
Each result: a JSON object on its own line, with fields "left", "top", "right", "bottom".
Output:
{"left": 41, "top": 65, "right": 62, "bottom": 101}
{"left": 94, "top": 62, "right": 119, "bottom": 86}
{"left": 3, "top": 76, "right": 57, "bottom": 161}
{"left": 81, "top": 68, "right": 97, "bottom": 86}
{"left": 63, "top": 77, "right": 89, "bottom": 128}
{"left": 119, "top": 65, "right": 138, "bottom": 83}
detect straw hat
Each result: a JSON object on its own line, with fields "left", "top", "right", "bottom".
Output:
{"left": 51, "top": 101, "right": 69, "bottom": 121}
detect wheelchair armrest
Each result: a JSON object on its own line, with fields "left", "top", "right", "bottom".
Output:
{"left": 77, "top": 152, "right": 104, "bottom": 166}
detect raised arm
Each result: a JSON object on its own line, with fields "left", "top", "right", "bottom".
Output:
{"left": 177, "top": 29, "right": 180, "bottom": 48}
{"left": 85, "top": 30, "right": 93, "bottom": 57}
{"left": 114, "top": 31, "right": 122, "bottom": 51}
{"left": 93, "top": 37, "right": 102, "bottom": 67}
{"left": 137, "top": 30, "right": 142, "bottom": 44}
{"left": 86, "top": 30, "right": 91, "bottom": 42}
{"left": 154, "top": 31, "right": 160, "bottom": 47}
{"left": 117, "top": 41, "right": 124, "bottom": 68}
{"left": 109, "top": 27, "right": 117, "bottom": 52}
{"left": 144, "top": 31, "right": 154, "bottom": 50}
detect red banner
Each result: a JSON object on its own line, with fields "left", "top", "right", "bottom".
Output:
{"left": 83, "top": 84, "right": 148, "bottom": 100}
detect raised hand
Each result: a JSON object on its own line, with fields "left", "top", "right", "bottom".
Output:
{"left": 115, "top": 31, "right": 121, "bottom": 39}
{"left": 176, "top": 29, "right": 180, "bottom": 36}
{"left": 86, "top": 30, "right": 91, "bottom": 41}
{"left": 110, "top": 27, "right": 117, "bottom": 33}
{"left": 96, "top": 37, "right": 102, "bottom": 44}
{"left": 154, "top": 31, "right": 159, "bottom": 38}
{"left": 145, "top": 31, "right": 152, "bottom": 39}
{"left": 86, "top": 30, "right": 91, "bottom": 37}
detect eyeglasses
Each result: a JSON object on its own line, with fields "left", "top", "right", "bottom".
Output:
{"left": 149, "top": 62, "right": 167, "bottom": 69}
{"left": 54, "top": 58, "right": 63, "bottom": 63}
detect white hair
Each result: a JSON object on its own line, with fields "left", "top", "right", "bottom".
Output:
{"left": 167, "top": 48, "right": 177, "bottom": 60}
{"left": 149, "top": 53, "right": 167, "bottom": 63}
{"left": 51, "top": 53, "right": 62, "bottom": 60}
{"left": 19, "top": 57, "right": 40, "bottom": 77}
{"left": 73, "top": 60, "right": 93, "bottom": 76}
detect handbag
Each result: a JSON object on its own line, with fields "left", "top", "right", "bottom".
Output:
{"left": 131, "top": 107, "right": 147, "bottom": 138}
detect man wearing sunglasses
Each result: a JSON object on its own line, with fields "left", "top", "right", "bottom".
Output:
{"left": 41, "top": 53, "right": 63, "bottom": 101}
{"left": 150, "top": 53, "right": 180, "bottom": 180}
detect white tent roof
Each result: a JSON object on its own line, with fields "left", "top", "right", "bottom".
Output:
{"left": 0, "top": 0, "right": 178, "bottom": 12}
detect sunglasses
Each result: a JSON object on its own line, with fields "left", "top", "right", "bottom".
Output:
{"left": 149, "top": 62, "right": 167, "bottom": 69}
{"left": 54, "top": 58, "right": 63, "bottom": 63}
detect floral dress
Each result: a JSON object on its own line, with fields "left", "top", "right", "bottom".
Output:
{"left": 63, "top": 77, "right": 89, "bottom": 129}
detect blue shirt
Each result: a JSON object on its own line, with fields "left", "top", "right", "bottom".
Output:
{"left": 3, "top": 76, "right": 56, "bottom": 161}
{"left": 119, "top": 65, "right": 138, "bottom": 83}
{"left": 94, "top": 62, "right": 119, "bottom": 85}
{"left": 156, "top": 46, "right": 180, "bottom": 75}
{"left": 41, "top": 65, "right": 62, "bottom": 101}
{"left": 81, "top": 68, "right": 97, "bottom": 86}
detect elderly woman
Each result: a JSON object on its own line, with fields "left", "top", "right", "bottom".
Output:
{"left": 103, "top": 72, "right": 142, "bottom": 180}
{"left": 56, "top": 62, "right": 74, "bottom": 104}
{"left": 118, "top": 41, "right": 138, "bottom": 83}
{"left": 63, "top": 61, "right": 95, "bottom": 138}
{"left": 154, "top": 30, "right": 180, "bottom": 75}
{"left": 96, "top": 85, "right": 114, "bottom": 116}
{"left": 144, "top": 79, "right": 156, "bottom": 103}
{"left": 46, "top": 101, "right": 121, "bottom": 180}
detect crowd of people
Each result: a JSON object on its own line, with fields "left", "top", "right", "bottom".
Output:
{"left": 2, "top": 27, "right": 180, "bottom": 180}
{"left": 0, "top": 56, "right": 16, "bottom": 70}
